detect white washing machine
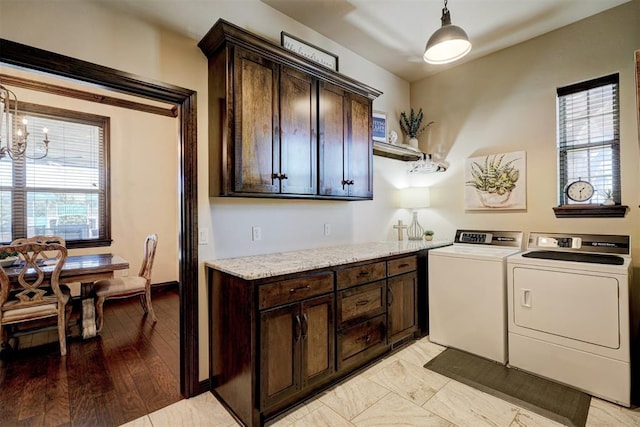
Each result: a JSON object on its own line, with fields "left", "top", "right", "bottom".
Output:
{"left": 428, "top": 230, "right": 524, "bottom": 364}
{"left": 507, "top": 232, "right": 632, "bottom": 407}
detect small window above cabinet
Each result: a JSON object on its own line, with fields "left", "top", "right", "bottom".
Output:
{"left": 198, "top": 19, "right": 382, "bottom": 201}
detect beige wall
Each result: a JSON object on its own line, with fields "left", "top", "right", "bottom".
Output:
{"left": 409, "top": 1, "right": 640, "bottom": 268}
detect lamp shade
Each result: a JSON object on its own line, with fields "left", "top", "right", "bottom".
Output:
{"left": 423, "top": 2, "right": 471, "bottom": 65}
{"left": 399, "top": 187, "right": 431, "bottom": 209}
{"left": 423, "top": 26, "right": 471, "bottom": 64}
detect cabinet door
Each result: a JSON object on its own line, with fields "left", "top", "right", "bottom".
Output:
{"left": 388, "top": 272, "right": 418, "bottom": 343}
{"left": 280, "top": 66, "right": 317, "bottom": 195}
{"left": 234, "top": 47, "right": 280, "bottom": 194}
{"left": 346, "top": 92, "right": 373, "bottom": 198}
{"left": 300, "top": 294, "right": 335, "bottom": 389}
{"left": 318, "top": 82, "right": 348, "bottom": 197}
{"left": 260, "top": 303, "right": 300, "bottom": 409}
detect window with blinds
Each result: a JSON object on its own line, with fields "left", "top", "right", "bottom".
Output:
{"left": 557, "top": 73, "right": 620, "bottom": 205}
{"left": 0, "top": 102, "right": 110, "bottom": 247}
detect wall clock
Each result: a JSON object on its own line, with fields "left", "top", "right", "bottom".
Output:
{"left": 565, "top": 179, "right": 594, "bottom": 202}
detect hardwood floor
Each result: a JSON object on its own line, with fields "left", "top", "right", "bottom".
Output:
{"left": 0, "top": 287, "right": 181, "bottom": 427}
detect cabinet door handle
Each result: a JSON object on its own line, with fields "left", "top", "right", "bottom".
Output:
{"left": 301, "top": 313, "right": 308, "bottom": 340}
{"left": 271, "top": 173, "right": 279, "bottom": 180}
{"left": 349, "top": 180, "right": 355, "bottom": 185}
{"left": 355, "top": 299, "right": 370, "bottom": 307}
{"left": 289, "top": 285, "right": 311, "bottom": 293}
{"left": 280, "top": 173, "right": 288, "bottom": 180}
{"left": 341, "top": 179, "right": 349, "bottom": 187}
{"left": 294, "top": 315, "right": 302, "bottom": 342}
{"left": 387, "top": 287, "right": 394, "bottom": 306}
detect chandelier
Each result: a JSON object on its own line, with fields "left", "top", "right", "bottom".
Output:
{"left": 0, "top": 82, "right": 50, "bottom": 160}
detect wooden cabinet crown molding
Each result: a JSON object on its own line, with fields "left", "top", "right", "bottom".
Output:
{"left": 198, "top": 19, "right": 382, "bottom": 101}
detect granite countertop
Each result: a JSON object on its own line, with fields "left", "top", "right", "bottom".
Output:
{"left": 205, "top": 240, "right": 452, "bottom": 280}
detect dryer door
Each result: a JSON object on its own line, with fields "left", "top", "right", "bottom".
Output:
{"left": 511, "top": 267, "right": 620, "bottom": 349}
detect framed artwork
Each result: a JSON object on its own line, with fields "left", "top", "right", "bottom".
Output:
{"left": 281, "top": 32, "right": 339, "bottom": 71}
{"left": 372, "top": 111, "right": 387, "bottom": 143}
{"left": 464, "top": 151, "right": 526, "bottom": 210}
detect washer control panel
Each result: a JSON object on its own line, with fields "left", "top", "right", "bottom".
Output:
{"left": 537, "top": 236, "right": 582, "bottom": 249}
{"left": 454, "top": 230, "right": 523, "bottom": 248}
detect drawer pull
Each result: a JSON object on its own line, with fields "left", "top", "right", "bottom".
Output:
{"left": 356, "top": 334, "right": 372, "bottom": 344}
{"left": 357, "top": 271, "right": 370, "bottom": 277}
{"left": 397, "top": 263, "right": 409, "bottom": 268}
{"left": 355, "top": 299, "right": 370, "bottom": 307}
{"left": 289, "top": 285, "right": 311, "bottom": 293}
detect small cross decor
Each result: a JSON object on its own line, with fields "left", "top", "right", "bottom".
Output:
{"left": 393, "top": 220, "right": 408, "bottom": 241}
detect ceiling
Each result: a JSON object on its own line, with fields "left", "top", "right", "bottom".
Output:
{"left": 93, "top": 0, "right": 630, "bottom": 83}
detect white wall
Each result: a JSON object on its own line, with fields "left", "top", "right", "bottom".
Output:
{"left": 410, "top": 1, "right": 640, "bottom": 263}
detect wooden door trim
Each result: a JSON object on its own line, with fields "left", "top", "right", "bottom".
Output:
{"left": 0, "top": 37, "right": 200, "bottom": 398}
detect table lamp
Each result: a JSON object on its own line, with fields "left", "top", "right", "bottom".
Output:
{"left": 399, "top": 187, "right": 431, "bottom": 240}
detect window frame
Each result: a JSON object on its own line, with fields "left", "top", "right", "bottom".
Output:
{"left": 555, "top": 73, "right": 624, "bottom": 217}
{"left": 3, "top": 101, "right": 111, "bottom": 248}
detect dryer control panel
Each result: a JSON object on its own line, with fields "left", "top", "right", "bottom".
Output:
{"left": 527, "top": 232, "right": 630, "bottom": 255}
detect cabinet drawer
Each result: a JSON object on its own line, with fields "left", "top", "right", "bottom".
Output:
{"left": 387, "top": 256, "right": 417, "bottom": 277}
{"left": 336, "top": 262, "right": 386, "bottom": 290}
{"left": 337, "top": 280, "right": 386, "bottom": 327}
{"left": 259, "top": 273, "right": 334, "bottom": 309}
{"left": 338, "top": 314, "right": 386, "bottom": 364}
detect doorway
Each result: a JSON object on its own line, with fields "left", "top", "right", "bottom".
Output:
{"left": 0, "top": 37, "right": 200, "bottom": 397}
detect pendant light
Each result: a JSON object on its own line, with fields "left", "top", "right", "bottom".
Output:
{"left": 424, "top": 0, "right": 471, "bottom": 65}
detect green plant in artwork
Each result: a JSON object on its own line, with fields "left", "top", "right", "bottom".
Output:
{"left": 466, "top": 154, "right": 520, "bottom": 195}
{"left": 399, "top": 108, "right": 434, "bottom": 138}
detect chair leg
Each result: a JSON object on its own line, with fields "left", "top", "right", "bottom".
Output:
{"left": 139, "top": 294, "right": 148, "bottom": 313}
{"left": 95, "top": 296, "right": 106, "bottom": 333}
{"left": 58, "top": 307, "right": 67, "bottom": 356}
{"left": 145, "top": 289, "right": 157, "bottom": 323}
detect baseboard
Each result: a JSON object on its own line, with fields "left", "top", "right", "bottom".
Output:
{"left": 198, "top": 378, "right": 211, "bottom": 395}
{"left": 151, "top": 281, "right": 179, "bottom": 294}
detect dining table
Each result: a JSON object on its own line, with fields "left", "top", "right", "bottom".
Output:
{"left": 4, "top": 253, "right": 129, "bottom": 339}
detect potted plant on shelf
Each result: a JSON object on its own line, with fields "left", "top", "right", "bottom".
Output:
{"left": 423, "top": 230, "right": 435, "bottom": 241}
{"left": 603, "top": 189, "right": 615, "bottom": 206}
{"left": 399, "top": 108, "right": 434, "bottom": 149}
{"left": 466, "top": 154, "right": 520, "bottom": 208}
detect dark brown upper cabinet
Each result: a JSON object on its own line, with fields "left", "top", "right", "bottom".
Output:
{"left": 199, "top": 19, "right": 381, "bottom": 201}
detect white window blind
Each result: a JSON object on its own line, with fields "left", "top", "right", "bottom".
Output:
{"left": 0, "top": 102, "right": 110, "bottom": 247}
{"left": 557, "top": 73, "right": 620, "bottom": 205}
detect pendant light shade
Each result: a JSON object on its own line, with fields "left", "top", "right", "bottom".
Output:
{"left": 424, "top": 0, "right": 471, "bottom": 65}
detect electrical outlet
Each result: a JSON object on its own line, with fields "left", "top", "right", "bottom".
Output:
{"left": 199, "top": 228, "right": 208, "bottom": 245}
{"left": 324, "top": 223, "right": 331, "bottom": 236}
{"left": 252, "top": 226, "right": 262, "bottom": 241}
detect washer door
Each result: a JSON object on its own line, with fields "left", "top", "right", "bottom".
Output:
{"left": 512, "top": 267, "right": 620, "bottom": 349}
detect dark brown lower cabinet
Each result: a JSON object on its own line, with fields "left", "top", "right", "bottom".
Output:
{"left": 208, "top": 251, "right": 427, "bottom": 427}
{"left": 260, "top": 294, "right": 335, "bottom": 409}
{"left": 388, "top": 272, "right": 418, "bottom": 346}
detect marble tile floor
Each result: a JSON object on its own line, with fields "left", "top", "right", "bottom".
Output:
{"left": 122, "top": 337, "right": 640, "bottom": 427}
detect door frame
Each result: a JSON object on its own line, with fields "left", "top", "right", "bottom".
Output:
{"left": 0, "top": 38, "right": 200, "bottom": 397}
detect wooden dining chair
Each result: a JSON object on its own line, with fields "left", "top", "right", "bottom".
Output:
{"left": 11, "top": 236, "right": 67, "bottom": 260}
{"left": 93, "top": 234, "right": 158, "bottom": 333}
{"left": 0, "top": 242, "right": 70, "bottom": 356}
